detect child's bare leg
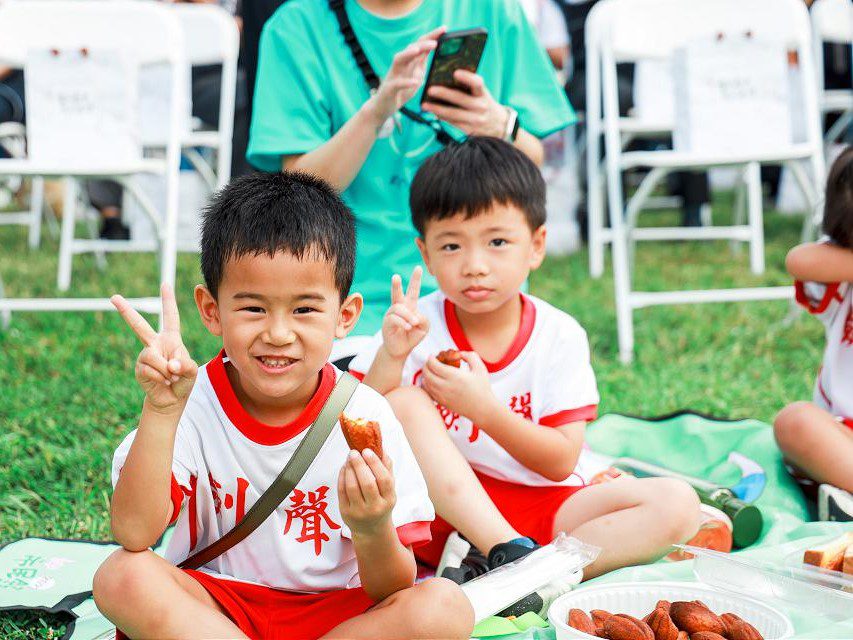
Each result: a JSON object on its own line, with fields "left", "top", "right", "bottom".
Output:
{"left": 553, "top": 478, "right": 700, "bottom": 579}
{"left": 387, "top": 386, "right": 521, "bottom": 552}
{"left": 93, "top": 548, "right": 247, "bottom": 639}
{"left": 321, "top": 577, "right": 474, "bottom": 639}
{"left": 774, "top": 401, "right": 853, "bottom": 492}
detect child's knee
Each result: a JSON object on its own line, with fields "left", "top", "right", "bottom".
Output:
{"left": 92, "top": 548, "right": 158, "bottom": 615}
{"left": 773, "top": 401, "right": 815, "bottom": 451}
{"left": 651, "top": 478, "right": 701, "bottom": 542}
{"left": 398, "top": 578, "right": 474, "bottom": 638}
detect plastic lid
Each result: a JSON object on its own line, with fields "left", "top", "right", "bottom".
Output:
{"left": 678, "top": 545, "right": 853, "bottom": 620}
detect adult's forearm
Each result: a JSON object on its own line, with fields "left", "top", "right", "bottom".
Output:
{"left": 513, "top": 128, "right": 544, "bottom": 167}
{"left": 111, "top": 402, "right": 181, "bottom": 551}
{"left": 352, "top": 521, "right": 416, "bottom": 601}
{"left": 282, "top": 100, "right": 385, "bottom": 192}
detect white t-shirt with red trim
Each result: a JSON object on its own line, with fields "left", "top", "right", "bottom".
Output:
{"left": 111, "top": 354, "right": 434, "bottom": 593}
{"left": 349, "top": 292, "right": 600, "bottom": 487}
{"left": 795, "top": 277, "right": 853, "bottom": 420}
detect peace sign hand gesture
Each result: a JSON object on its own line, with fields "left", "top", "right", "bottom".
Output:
{"left": 111, "top": 284, "right": 198, "bottom": 414}
{"left": 382, "top": 266, "right": 429, "bottom": 360}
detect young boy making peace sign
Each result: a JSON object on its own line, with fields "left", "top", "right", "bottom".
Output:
{"left": 350, "top": 137, "right": 701, "bottom": 581}
{"left": 93, "top": 172, "right": 473, "bottom": 639}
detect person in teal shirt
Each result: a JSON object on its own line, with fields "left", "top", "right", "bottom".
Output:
{"left": 248, "top": 0, "right": 574, "bottom": 336}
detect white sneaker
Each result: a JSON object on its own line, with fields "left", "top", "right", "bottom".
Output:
{"left": 818, "top": 484, "right": 853, "bottom": 522}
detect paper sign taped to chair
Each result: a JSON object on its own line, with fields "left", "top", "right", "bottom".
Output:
{"left": 24, "top": 48, "right": 141, "bottom": 167}
{"left": 672, "top": 36, "right": 791, "bottom": 156}
{"left": 138, "top": 63, "right": 192, "bottom": 146}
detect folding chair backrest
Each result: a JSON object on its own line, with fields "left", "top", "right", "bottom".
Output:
{"left": 602, "top": 0, "right": 812, "bottom": 62}
{"left": 811, "top": 0, "right": 853, "bottom": 46}
{"left": 172, "top": 3, "right": 239, "bottom": 66}
{"left": 0, "top": 0, "right": 183, "bottom": 68}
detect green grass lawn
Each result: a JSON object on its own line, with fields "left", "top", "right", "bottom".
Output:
{"left": 0, "top": 193, "right": 823, "bottom": 638}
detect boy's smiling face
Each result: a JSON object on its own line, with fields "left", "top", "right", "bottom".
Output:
{"left": 417, "top": 203, "right": 546, "bottom": 315}
{"left": 194, "top": 249, "right": 361, "bottom": 418}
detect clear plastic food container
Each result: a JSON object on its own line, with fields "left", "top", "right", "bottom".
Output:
{"left": 684, "top": 544, "right": 853, "bottom": 619}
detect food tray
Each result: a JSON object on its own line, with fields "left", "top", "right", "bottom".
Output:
{"left": 548, "top": 581, "right": 793, "bottom": 640}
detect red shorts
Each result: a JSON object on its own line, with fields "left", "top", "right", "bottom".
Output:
{"left": 115, "top": 570, "right": 375, "bottom": 640}
{"left": 842, "top": 417, "right": 853, "bottom": 430}
{"left": 415, "top": 471, "right": 584, "bottom": 567}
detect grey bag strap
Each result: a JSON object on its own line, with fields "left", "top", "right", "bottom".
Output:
{"left": 179, "top": 372, "right": 360, "bottom": 570}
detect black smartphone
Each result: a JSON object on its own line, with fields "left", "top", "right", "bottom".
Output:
{"left": 420, "top": 27, "right": 488, "bottom": 107}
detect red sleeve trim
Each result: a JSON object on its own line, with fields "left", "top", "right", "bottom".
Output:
{"left": 794, "top": 280, "right": 841, "bottom": 314}
{"left": 169, "top": 473, "right": 185, "bottom": 526}
{"left": 396, "top": 521, "right": 432, "bottom": 548}
{"left": 349, "top": 370, "right": 365, "bottom": 381}
{"left": 540, "top": 405, "right": 598, "bottom": 427}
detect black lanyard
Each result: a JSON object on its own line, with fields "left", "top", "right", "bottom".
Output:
{"left": 328, "top": 0, "right": 455, "bottom": 146}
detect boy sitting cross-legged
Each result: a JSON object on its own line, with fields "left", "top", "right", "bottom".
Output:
{"left": 92, "top": 172, "right": 473, "bottom": 639}
{"left": 349, "top": 137, "right": 701, "bottom": 581}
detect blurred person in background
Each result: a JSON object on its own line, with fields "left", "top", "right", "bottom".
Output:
{"left": 248, "top": 0, "right": 575, "bottom": 348}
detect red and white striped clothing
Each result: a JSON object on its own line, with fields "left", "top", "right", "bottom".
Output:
{"left": 349, "top": 292, "right": 600, "bottom": 487}
{"left": 111, "top": 352, "right": 433, "bottom": 593}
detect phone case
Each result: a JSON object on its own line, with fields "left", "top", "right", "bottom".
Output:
{"left": 421, "top": 28, "right": 488, "bottom": 106}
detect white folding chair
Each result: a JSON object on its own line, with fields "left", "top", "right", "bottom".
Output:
{"left": 105, "top": 3, "right": 238, "bottom": 255}
{"left": 0, "top": 121, "right": 45, "bottom": 249}
{"left": 585, "top": 0, "right": 677, "bottom": 278}
{"left": 811, "top": 0, "right": 853, "bottom": 147}
{"left": 169, "top": 3, "right": 239, "bottom": 192}
{"left": 593, "top": 0, "right": 826, "bottom": 363}
{"left": 0, "top": 0, "right": 186, "bottom": 320}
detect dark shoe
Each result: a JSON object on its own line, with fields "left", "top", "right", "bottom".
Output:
{"left": 440, "top": 537, "right": 538, "bottom": 585}
{"left": 487, "top": 537, "right": 539, "bottom": 569}
{"left": 818, "top": 484, "right": 853, "bottom": 522}
{"left": 682, "top": 204, "right": 703, "bottom": 227}
{"left": 100, "top": 217, "right": 130, "bottom": 240}
{"left": 440, "top": 545, "right": 489, "bottom": 585}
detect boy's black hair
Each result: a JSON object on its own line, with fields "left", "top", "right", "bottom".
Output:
{"left": 824, "top": 145, "right": 853, "bottom": 249}
{"left": 201, "top": 171, "right": 355, "bottom": 301}
{"left": 409, "top": 136, "right": 546, "bottom": 235}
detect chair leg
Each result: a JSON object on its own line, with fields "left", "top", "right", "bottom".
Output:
{"left": 27, "top": 177, "right": 44, "bottom": 249}
{"left": 746, "top": 162, "right": 765, "bottom": 275}
{"left": 588, "top": 158, "right": 605, "bottom": 278}
{"left": 57, "top": 177, "right": 78, "bottom": 291}
{"left": 0, "top": 276, "right": 10, "bottom": 330}
{"left": 730, "top": 166, "right": 747, "bottom": 255}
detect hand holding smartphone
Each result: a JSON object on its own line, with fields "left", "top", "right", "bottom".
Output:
{"left": 420, "top": 28, "right": 488, "bottom": 107}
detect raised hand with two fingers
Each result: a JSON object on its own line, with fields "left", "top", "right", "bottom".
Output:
{"left": 111, "top": 283, "right": 198, "bottom": 413}
{"left": 382, "top": 266, "right": 430, "bottom": 360}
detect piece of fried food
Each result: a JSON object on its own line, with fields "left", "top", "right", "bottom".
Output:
{"left": 803, "top": 532, "right": 852, "bottom": 571}
{"left": 339, "top": 413, "right": 383, "bottom": 459}
{"left": 436, "top": 349, "right": 462, "bottom": 368}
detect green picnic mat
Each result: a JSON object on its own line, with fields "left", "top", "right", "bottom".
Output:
{"left": 2, "top": 413, "right": 848, "bottom": 639}
{"left": 472, "top": 412, "right": 852, "bottom": 639}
